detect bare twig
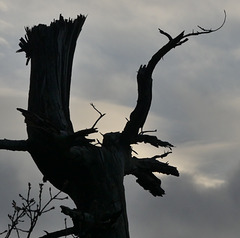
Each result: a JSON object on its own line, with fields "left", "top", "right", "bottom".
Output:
{"left": 1, "top": 183, "right": 68, "bottom": 238}
{"left": 139, "top": 129, "right": 157, "bottom": 135}
{"left": 158, "top": 10, "right": 226, "bottom": 45}
{"left": 90, "top": 103, "right": 106, "bottom": 128}
{"left": 184, "top": 10, "right": 226, "bottom": 38}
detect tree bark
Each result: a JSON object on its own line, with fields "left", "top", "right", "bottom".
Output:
{"left": 17, "top": 15, "right": 133, "bottom": 238}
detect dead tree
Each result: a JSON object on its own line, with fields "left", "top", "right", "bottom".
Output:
{"left": 0, "top": 13, "right": 225, "bottom": 238}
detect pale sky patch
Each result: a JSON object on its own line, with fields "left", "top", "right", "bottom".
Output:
{"left": 0, "top": 1, "right": 7, "bottom": 12}
{"left": 0, "top": 36, "right": 9, "bottom": 47}
{"left": 193, "top": 174, "right": 226, "bottom": 188}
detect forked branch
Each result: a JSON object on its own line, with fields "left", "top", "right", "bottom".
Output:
{"left": 90, "top": 103, "right": 106, "bottom": 128}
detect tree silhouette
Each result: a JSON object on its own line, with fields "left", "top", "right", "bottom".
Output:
{"left": 0, "top": 12, "right": 225, "bottom": 238}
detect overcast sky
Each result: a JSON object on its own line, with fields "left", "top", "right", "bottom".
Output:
{"left": 0, "top": 0, "right": 240, "bottom": 237}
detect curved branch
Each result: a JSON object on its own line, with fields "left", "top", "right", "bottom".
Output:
{"left": 121, "top": 11, "right": 226, "bottom": 145}
{"left": 121, "top": 30, "right": 186, "bottom": 143}
{"left": 121, "top": 65, "right": 153, "bottom": 143}
{"left": 183, "top": 10, "right": 226, "bottom": 39}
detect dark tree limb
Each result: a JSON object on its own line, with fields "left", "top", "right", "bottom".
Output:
{"left": 120, "top": 30, "right": 189, "bottom": 144}
{"left": 132, "top": 134, "right": 174, "bottom": 149}
{"left": 40, "top": 227, "right": 76, "bottom": 238}
{"left": 132, "top": 169, "right": 165, "bottom": 197}
{"left": 0, "top": 139, "right": 28, "bottom": 151}
{"left": 126, "top": 156, "right": 179, "bottom": 196}
{"left": 121, "top": 11, "right": 226, "bottom": 145}
{"left": 131, "top": 156, "right": 179, "bottom": 176}
{"left": 121, "top": 64, "right": 153, "bottom": 143}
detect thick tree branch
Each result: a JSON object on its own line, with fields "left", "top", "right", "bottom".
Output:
{"left": 146, "top": 31, "right": 186, "bottom": 78}
{"left": 120, "top": 30, "right": 190, "bottom": 143}
{"left": 121, "top": 65, "right": 152, "bottom": 143}
{"left": 0, "top": 139, "right": 28, "bottom": 151}
{"left": 121, "top": 11, "right": 226, "bottom": 145}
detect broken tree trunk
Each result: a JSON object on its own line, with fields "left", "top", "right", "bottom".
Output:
{"left": 17, "top": 15, "right": 132, "bottom": 238}
{"left": 0, "top": 12, "right": 225, "bottom": 238}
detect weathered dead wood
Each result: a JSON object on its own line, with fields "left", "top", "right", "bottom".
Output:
{"left": 0, "top": 12, "right": 226, "bottom": 238}
{"left": 17, "top": 14, "right": 86, "bottom": 137}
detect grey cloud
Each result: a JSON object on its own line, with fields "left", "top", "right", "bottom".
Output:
{"left": 125, "top": 167, "right": 240, "bottom": 238}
